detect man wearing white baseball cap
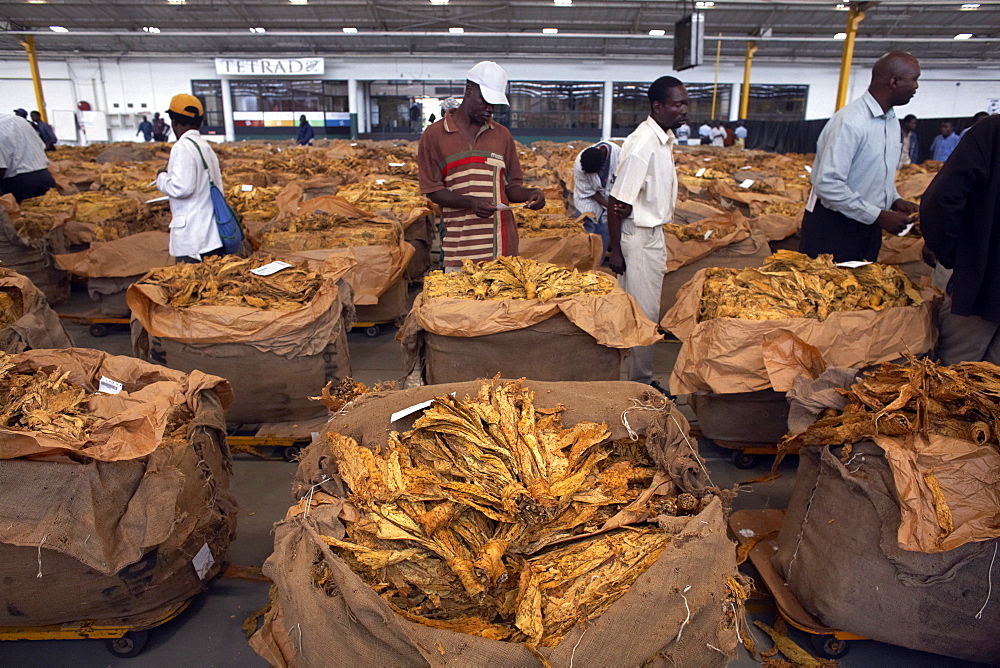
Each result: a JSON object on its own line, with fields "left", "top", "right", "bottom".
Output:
{"left": 418, "top": 61, "right": 545, "bottom": 269}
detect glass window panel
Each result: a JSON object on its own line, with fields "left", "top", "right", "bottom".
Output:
{"left": 740, "top": 84, "right": 808, "bottom": 120}
{"left": 191, "top": 80, "right": 224, "bottom": 129}
{"left": 612, "top": 82, "right": 731, "bottom": 134}
{"left": 368, "top": 80, "right": 464, "bottom": 133}
{"left": 507, "top": 81, "right": 603, "bottom": 130}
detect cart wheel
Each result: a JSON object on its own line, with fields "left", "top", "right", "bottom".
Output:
{"left": 731, "top": 450, "right": 759, "bottom": 469}
{"left": 364, "top": 325, "right": 381, "bottom": 338}
{"left": 281, "top": 445, "right": 303, "bottom": 462}
{"left": 89, "top": 323, "right": 108, "bottom": 338}
{"left": 810, "top": 634, "right": 850, "bottom": 659}
{"left": 105, "top": 630, "right": 149, "bottom": 658}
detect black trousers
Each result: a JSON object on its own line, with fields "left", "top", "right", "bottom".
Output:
{"left": 174, "top": 246, "right": 225, "bottom": 263}
{"left": 799, "top": 200, "right": 882, "bottom": 263}
{"left": 0, "top": 168, "right": 58, "bottom": 203}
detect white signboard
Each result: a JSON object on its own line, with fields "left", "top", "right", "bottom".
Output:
{"left": 987, "top": 98, "right": 1000, "bottom": 115}
{"left": 215, "top": 57, "right": 324, "bottom": 76}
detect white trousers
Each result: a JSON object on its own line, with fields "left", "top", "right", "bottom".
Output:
{"left": 619, "top": 221, "right": 666, "bottom": 383}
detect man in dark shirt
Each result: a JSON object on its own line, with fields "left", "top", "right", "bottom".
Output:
{"left": 30, "top": 111, "right": 57, "bottom": 151}
{"left": 921, "top": 115, "right": 1000, "bottom": 363}
{"left": 417, "top": 61, "right": 544, "bottom": 269}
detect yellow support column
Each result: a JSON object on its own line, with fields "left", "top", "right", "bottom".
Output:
{"left": 835, "top": 3, "right": 868, "bottom": 111}
{"left": 710, "top": 33, "right": 722, "bottom": 119}
{"left": 20, "top": 36, "right": 48, "bottom": 123}
{"left": 739, "top": 41, "right": 758, "bottom": 120}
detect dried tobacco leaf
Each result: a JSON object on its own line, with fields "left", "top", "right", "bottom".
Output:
{"left": 321, "top": 379, "right": 702, "bottom": 647}
{"left": 514, "top": 209, "right": 584, "bottom": 238}
{"left": 137, "top": 255, "right": 322, "bottom": 309}
{"left": 700, "top": 250, "right": 922, "bottom": 322}
{"left": 423, "top": 256, "right": 615, "bottom": 302}
{"left": 260, "top": 212, "right": 399, "bottom": 251}
{"left": 337, "top": 179, "right": 427, "bottom": 218}
{"left": 0, "top": 351, "right": 99, "bottom": 441}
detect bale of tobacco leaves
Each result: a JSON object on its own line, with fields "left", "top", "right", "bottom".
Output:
{"left": 250, "top": 379, "right": 744, "bottom": 667}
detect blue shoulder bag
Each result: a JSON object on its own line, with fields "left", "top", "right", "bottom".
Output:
{"left": 186, "top": 137, "right": 245, "bottom": 255}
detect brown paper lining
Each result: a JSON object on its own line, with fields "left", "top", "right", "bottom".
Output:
{"left": 53, "top": 230, "right": 171, "bottom": 278}
{"left": 519, "top": 232, "right": 602, "bottom": 271}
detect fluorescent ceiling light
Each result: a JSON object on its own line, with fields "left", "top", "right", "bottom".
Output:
{"left": 342, "top": 27, "right": 358, "bottom": 33}
{"left": 961, "top": 3, "right": 980, "bottom": 9}
{"left": 26, "top": 1, "right": 48, "bottom": 4}
{"left": 835, "top": 3, "right": 848, "bottom": 9}
{"left": 166, "top": 0, "right": 186, "bottom": 4}
{"left": 142, "top": 26, "right": 160, "bottom": 33}
{"left": 429, "top": 0, "right": 450, "bottom": 5}
{"left": 449, "top": 27, "right": 464, "bottom": 33}
{"left": 48, "top": 25, "right": 69, "bottom": 32}
{"left": 954, "top": 32, "right": 973, "bottom": 39}
{"left": 249, "top": 26, "right": 266, "bottom": 33}
{"left": 542, "top": 27, "right": 559, "bottom": 34}
{"left": 289, "top": 0, "right": 308, "bottom": 4}
{"left": 648, "top": 29, "right": 666, "bottom": 36}
{"left": 834, "top": 32, "right": 847, "bottom": 39}
{"left": 554, "top": 0, "right": 573, "bottom": 5}
{"left": 695, "top": 1, "right": 714, "bottom": 7}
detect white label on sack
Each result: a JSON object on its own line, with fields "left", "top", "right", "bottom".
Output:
{"left": 740, "top": 165, "right": 752, "bottom": 170}
{"left": 898, "top": 222, "right": 915, "bottom": 237}
{"left": 97, "top": 376, "right": 123, "bottom": 395}
{"left": 695, "top": 168, "right": 706, "bottom": 177}
{"left": 310, "top": 432, "right": 320, "bottom": 441}
{"left": 241, "top": 184, "right": 254, "bottom": 192}
{"left": 250, "top": 260, "right": 294, "bottom": 276}
{"left": 350, "top": 142, "right": 358, "bottom": 146}
{"left": 800, "top": 174, "right": 808, "bottom": 178}
{"left": 388, "top": 162, "right": 406, "bottom": 167}
{"left": 192, "top": 543, "right": 215, "bottom": 580}
{"left": 836, "top": 260, "right": 872, "bottom": 268}
{"left": 739, "top": 179, "right": 755, "bottom": 189}
{"left": 375, "top": 179, "right": 386, "bottom": 185}
{"left": 390, "top": 393, "right": 456, "bottom": 423}
{"left": 703, "top": 230, "right": 713, "bottom": 240}
{"left": 804, "top": 165, "right": 812, "bottom": 173}
{"left": 703, "top": 157, "right": 712, "bottom": 162}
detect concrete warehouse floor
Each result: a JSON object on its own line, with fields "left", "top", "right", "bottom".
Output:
{"left": 0, "top": 283, "right": 985, "bottom": 668}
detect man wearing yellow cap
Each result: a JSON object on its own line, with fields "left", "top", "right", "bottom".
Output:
{"left": 156, "top": 94, "right": 224, "bottom": 262}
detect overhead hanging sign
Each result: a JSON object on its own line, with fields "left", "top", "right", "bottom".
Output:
{"left": 215, "top": 57, "right": 324, "bottom": 76}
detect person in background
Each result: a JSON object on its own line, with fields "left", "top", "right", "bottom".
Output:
{"left": 296, "top": 115, "right": 315, "bottom": 146}
{"left": 607, "top": 75, "right": 689, "bottom": 388}
{"left": 428, "top": 113, "right": 436, "bottom": 125}
{"left": 30, "top": 111, "right": 57, "bottom": 151}
{"left": 151, "top": 112, "right": 170, "bottom": 142}
{"left": 156, "top": 94, "right": 224, "bottom": 263}
{"left": 899, "top": 114, "right": 919, "bottom": 165}
{"left": 921, "top": 115, "right": 1000, "bottom": 364}
{"left": 799, "top": 51, "right": 921, "bottom": 263}
{"left": 929, "top": 120, "right": 959, "bottom": 162}
{"left": 698, "top": 120, "right": 712, "bottom": 145}
{"left": 675, "top": 121, "right": 690, "bottom": 144}
{"left": 137, "top": 115, "right": 153, "bottom": 142}
{"left": 13, "top": 109, "right": 27, "bottom": 119}
{"left": 417, "top": 61, "right": 545, "bottom": 270}
{"left": 0, "top": 112, "right": 57, "bottom": 201}
{"left": 709, "top": 120, "right": 726, "bottom": 147}
{"left": 573, "top": 140, "right": 622, "bottom": 258}
{"left": 734, "top": 120, "right": 748, "bottom": 148}
{"left": 960, "top": 111, "right": 989, "bottom": 138}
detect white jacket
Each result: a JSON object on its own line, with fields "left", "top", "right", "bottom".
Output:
{"left": 156, "top": 129, "right": 223, "bottom": 258}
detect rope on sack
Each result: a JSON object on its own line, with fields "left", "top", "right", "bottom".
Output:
{"left": 675, "top": 585, "right": 692, "bottom": 643}
{"left": 621, "top": 396, "right": 716, "bottom": 488}
{"left": 302, "top": 475, "right": 330, "bottom": 518}
{"left": 36, "top": 533, "right": 48, "bottom": 578}
{"left": 976, "top": 542, "right": 998, "bottom": 619}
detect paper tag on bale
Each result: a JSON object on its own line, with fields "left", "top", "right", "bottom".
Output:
{"left": 192, "top": 543, "right": 215, "bottom": 580}
{"left": 388, "top": 162, "right": 406, "bottom": 167}
{"left": 251, "top": 260, "right": 294, "bottom": 276}
{"left": 739, "top": 179, "right": 755, "bottom": 189}
{"left": 241, "top": 184, "right": 254, "bottom": 192}
{"left": 97, "top": 377, "right": 123, "bottom": 395}
{"left": 695, "top": 168, "right": 706, "bottom": 177}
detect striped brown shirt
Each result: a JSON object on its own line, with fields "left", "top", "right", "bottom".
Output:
{"left": 418, "top": 110, "right": 524, "bottom": 267}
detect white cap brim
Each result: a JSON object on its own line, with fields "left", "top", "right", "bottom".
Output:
{"left": 479, "top": 86, "right": 509, "bottom": 105}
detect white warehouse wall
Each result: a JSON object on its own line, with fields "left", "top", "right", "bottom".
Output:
{"left": 1, "top": 53, "right": 997, "bottom": 141}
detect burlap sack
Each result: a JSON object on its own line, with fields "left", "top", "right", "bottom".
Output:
{"left": 0, "top": 207, "right": 70, "bottom": 305}
{"left": 253, "top": 380, "right": 740, "bottom": 667}
{"left": 659, "top": 231, "right": 771, "bottom": 320}
{"left": 403, "top": 213, "right": 437, "bottom": 281}
{"left": 519, "top": 232, "right": 603, "bottom": 271}
{"left": 355, "top": 275, "right": 408, "bottom": 325}
{"left": 129, "top": 263, "right": 354, "bottom": 427}
{"left": 773, "top": 443, "right": 1000, "bottom": 663}
{"left": 662, "top": 271, "right": 938, "bottom": 395}
{"left": 0, "top": 267, "right": 73, "bottom": 353}
{"left": 689, "top": 390, "right": 790, "bottom": 444}
{"left": 400, "top": 285, "right": 661, "bottom": 383}
{"left": 665, "top": 211, "right": 752, "bottom": 273}
{"left": 0, "top": 348, "right": 237, "bottom": 627}
{"left": 88, "top": 274, "right": 143, "bottom": 317}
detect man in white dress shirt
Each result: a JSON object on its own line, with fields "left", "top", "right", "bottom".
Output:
{"left": 607, "top": 76, "right": 689, "bottom": 386}
{"left": 799, "top": 51, "right": 921, "bottom": 262}
{"left": 156, "top": 94, "right": 224, "bottom": 263}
